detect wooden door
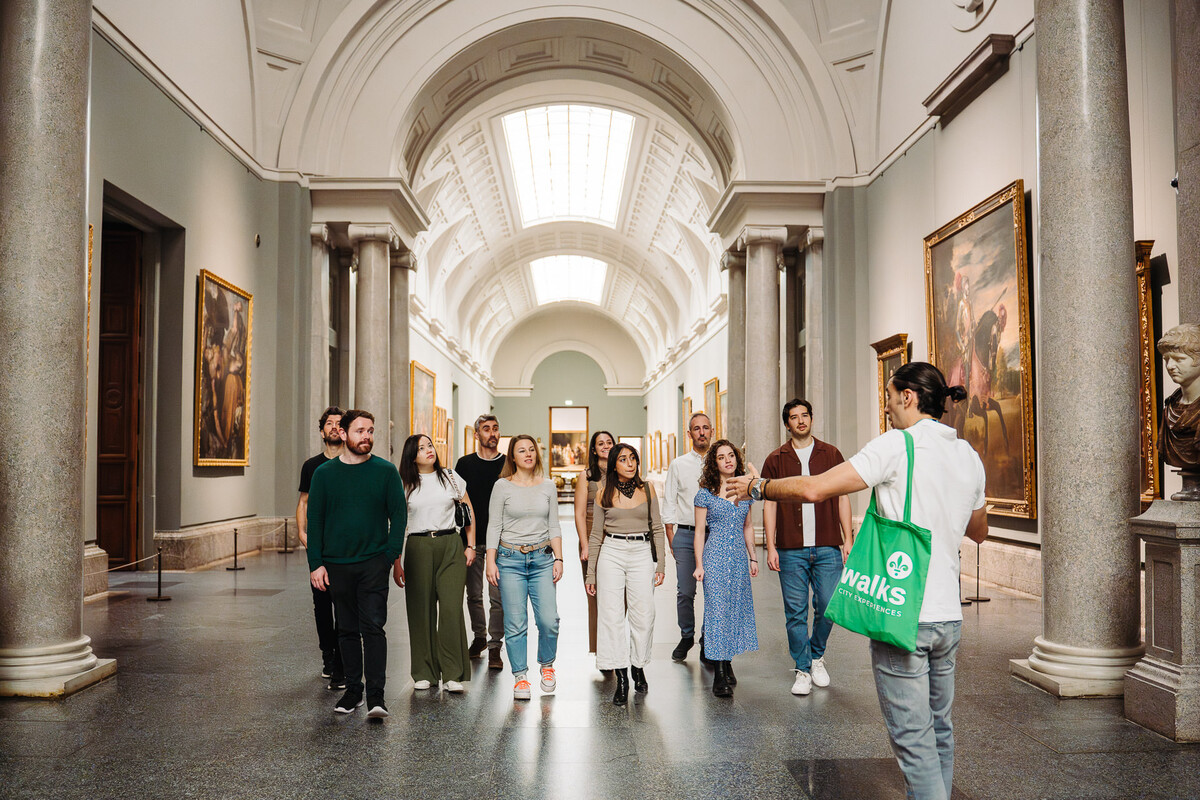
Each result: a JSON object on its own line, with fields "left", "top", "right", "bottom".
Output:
{"left": 96, "top": 226, "right": 142, "bottom": 567}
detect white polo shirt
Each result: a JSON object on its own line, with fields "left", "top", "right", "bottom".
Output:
{"left": 848, "top": 418, "right": 986, "bottom": 623}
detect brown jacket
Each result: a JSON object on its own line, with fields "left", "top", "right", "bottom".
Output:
{"left": 760, "top": 438, "right": 845, "bottom": 549}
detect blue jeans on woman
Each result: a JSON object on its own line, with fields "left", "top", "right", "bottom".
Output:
{"left": 496, "top": 545, "right": 559, "bottom": 676}
{"left": 870, "top": 621, "right": 962, "bottom": 800}
{"left": 777, "top": 546, "right": 843, "bottom": 671}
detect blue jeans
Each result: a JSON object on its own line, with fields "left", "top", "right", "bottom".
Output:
{"left": 673, "top": 528, "right": 697, "bottom": 638}
{"left": 870, "top": 621, "right": 962, "bottom": 800}
{"left": 496, "top": 545, "right": 559, "bottom": 677}
{"left": 777, "top": 547, "right": 843, "bottom": 671}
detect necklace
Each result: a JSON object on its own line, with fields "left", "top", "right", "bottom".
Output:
{"left": 616, "top": 478, "right": 639, "bottom": 499}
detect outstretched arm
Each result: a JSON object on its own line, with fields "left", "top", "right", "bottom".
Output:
{"left": 726, "top": 461, "right": 868, "bottom": 504}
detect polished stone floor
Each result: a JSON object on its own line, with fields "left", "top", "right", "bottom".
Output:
{"left": 3, "top": 508, "right": 1198, "bottom": 800}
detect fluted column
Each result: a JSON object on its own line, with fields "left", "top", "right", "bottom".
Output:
{"left": 390, "top": 250, "right": 415, "bottom": 459}
{"left": 722, "top": 250, "right": 747, "bottom": 450}
{"left": 0, "top": 0, "right": 114, "bottom": 696}
{"left": 308, "top": 224, "right": 331, "bottom": 452}
{"left": 1174, "top": 0, "right": 1200, "bottom": 315}
{"left": 1009, "top": 0, "right": 1144, "bottom": 696}
{"left": 739, "top": 226, "right": 786, "bottom": 470}
{"left": 348, "top": 225, "right": 395, "bottom": 426}
{"left": 802, "top": 227, "right": 826, "bottom": 435}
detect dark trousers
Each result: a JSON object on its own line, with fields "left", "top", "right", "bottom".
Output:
{"left": 311, "top": 583, "right": 342, "bottom": 673}
{"left": 327, "top": 554, "right": 390, "bottom": 699}
{"left": 466, "top": 545, "right": 505, "bottom": 647}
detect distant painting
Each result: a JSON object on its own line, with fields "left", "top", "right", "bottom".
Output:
{"left": 871, "top": 334, "right": 910, "bottom": 434}
{"left": 194, "top": 270, "right": 253, "bottom": 466}
{"left": 549, "top": 406, "right": 589, "bottom": 471}
{"left": 924, "top": 179, "right": 1036, "bottom": 518}
{"left": 464, "top": 425, "right": 475, "bottom": 456}
{"left": 667, "top": 433, "right": 676, "bottom": 468}
{"left": 704, "top": 378, "right": 720, "bottom": 438}
{"left": 410, "top": 361, "right": 436, "bottom": 438}
{"left": 717, "top": 391, "right": 728, "bottom": 444}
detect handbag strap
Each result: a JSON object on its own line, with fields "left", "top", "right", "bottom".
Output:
{"left": 446, "top": 469, "right": 461, "bottom": 500}
{"left": 865, "top": 429, "right": 916, "bottom": 523}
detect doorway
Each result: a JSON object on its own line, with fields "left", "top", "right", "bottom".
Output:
{"left": 96, "top": 223, "right": 143, "bottom": 567}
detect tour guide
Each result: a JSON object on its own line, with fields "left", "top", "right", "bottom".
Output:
{"left": 308, "top": 409, "right": 407, "bottom": 719}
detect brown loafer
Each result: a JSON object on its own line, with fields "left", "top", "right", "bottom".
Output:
{"left": 488, "top": 648, "right": 504, "bottom": 670}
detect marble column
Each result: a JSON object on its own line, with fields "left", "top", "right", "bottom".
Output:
{"left": 348, "top": 225, "right": 395, "bottom": 428}
{"left": 803, "top": 227, "right": 826, "bottom": 436}
{"left": 1009, "top": 0, "right": 1144, "bottom": 696}
{"left": 739, "top": 226, "right": 786, "bottom": 470}
{"left": 0, "top": 0, "right": 114, "bottom": 697}
{"left": 721, "top": 250, "right": 747, "bottom": 450}
{"left": 390, "top": 251, "right": 415, "bottom": 460}
{"left": 336, "top": 253, "right": 354, "bottom": 405}
{"left": 1173, "top": 0, "right": 1200, "bottom": 315}
{"left": 307, "top": 225, "right": 331, "bottom": 453}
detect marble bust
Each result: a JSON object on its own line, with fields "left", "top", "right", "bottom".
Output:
{"left": 1157, "top": 323, "right": 1200, "bottom": 499}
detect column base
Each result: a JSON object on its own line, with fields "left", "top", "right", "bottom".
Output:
{"left": 0, "top": 658, "right": 116, "bottom": 698}
{"left": 1009, "top": 635, "right": 1144, "bottom": 697}
{"left": 1124, "top": 656, "right": 1200, "bottom": 742}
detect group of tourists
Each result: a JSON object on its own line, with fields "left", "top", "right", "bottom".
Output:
{"left": 300, "top": 361, "right": 989, "bottom": 800}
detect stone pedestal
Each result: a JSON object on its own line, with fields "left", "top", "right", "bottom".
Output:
{"left": 1124, "top": 501, "right": 1200, "bottom": 741}
{"left": 0, "top": 0, "right": 110, "bottom": 698}
{"left": 1010, "top": 0, "right": 1144, "bottom": 697}
{"left": 721, "top": 250, "right": 746, "bottom": 450}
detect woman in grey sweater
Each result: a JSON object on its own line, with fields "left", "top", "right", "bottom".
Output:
{"left": 585, "top": 443, "right": 666, "bottom": 705}
{"left": 485, "top": 435, "right": 564, "bottom": 701}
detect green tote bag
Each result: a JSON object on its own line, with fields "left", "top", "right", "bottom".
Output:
{"left": 825, "top": 429, "right": 931, "bottom": 652}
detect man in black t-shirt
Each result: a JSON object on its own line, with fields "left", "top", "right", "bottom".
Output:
{"left": 297, "top": 406, "right": 345, "bottom": 689}
{"left": 454, "top": 414, "right": 507, "bottom": 669}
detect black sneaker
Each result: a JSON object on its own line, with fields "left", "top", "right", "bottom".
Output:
{"left": 468, "top": 638, "right": 487, "bottom": 659}
{"left": 327, "top": 674, "right": 347, "bottom": 691}
{"left": 334, "top": 691, "right": 363, "bottom": 714}
{"left": 321, "top": 650, "right": 336, "bottom": 679}
{"left": 671, "top": 636, "right": 694, "bottom": 662}
{"left": 366, "top": 696, "right": 389, "bottom": 719}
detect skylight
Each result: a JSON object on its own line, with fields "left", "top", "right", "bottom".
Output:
{"left": 502, "top": 104, "right": 634, "bottom": 228}
{"left": 529, "top": 256, "right": 607, "bottom": 305}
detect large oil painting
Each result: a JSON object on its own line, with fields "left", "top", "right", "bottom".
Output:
{"left": 410, "top": 361, "right": 436, "bottom": 438}
{"left": 549, "top": 406, "right": 589, "bottom": 471}
{"left": 924, "top": 180, "right": 1036, "bottom": 518}
{"left": 194, "top": 270, "right": 253, "bottom": 466}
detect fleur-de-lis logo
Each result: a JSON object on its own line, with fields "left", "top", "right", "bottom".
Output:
{"left": 886, "top": 551, "right": 913, "bottom": 580}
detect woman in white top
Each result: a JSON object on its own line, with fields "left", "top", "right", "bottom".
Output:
{"left": 397, "top": 434, "right": 476, "bottom": 693}
{"left": 728, "top": 363, "right": 989, "bottom": 800}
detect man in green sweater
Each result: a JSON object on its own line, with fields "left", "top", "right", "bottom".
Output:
{"left": 308, "top": 409, "right": 407, "bottom": 718}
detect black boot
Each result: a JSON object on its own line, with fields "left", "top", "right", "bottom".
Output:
{"left": 631, "top": 666, "right": 648, "bottom": 694}
{"left": 726, "top": 659, "right": 737, "bottom": 686}
{"left": 613, "top": 669, "right": 629, "bottom": 706}
{"left": 671, "top": 636, "right": 694, "bottom": 662}
{"left": 600, "top": 668, "right": 615, "bottom": 678}
{"left": 699, "top": 637, "right": 714, "bottom": 667}
{"left": 712, "top": 661, "right": 733, "bottom": 698}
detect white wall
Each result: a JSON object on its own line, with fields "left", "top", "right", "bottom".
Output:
{"left": 643, "top": 323, "right": 728, "bottom": 474}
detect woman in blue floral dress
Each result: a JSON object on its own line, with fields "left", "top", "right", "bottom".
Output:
{"left": 693, "top": 439, "right": 758, "bottom": 697}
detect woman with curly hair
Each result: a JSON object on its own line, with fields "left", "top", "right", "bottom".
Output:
{"left": 692, "top": 439, "right": 758, "bottom": 697}
{"left": 585, "top": 443, "right": 665, "bottom": 705}
{"left": 573, "top": 430, "right": 615, "bottom": 662}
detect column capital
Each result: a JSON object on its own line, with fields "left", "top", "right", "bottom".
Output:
{"left": 310, "top": 223, "right": 330, "bottom": 246}
{"left": 736, "top": 226, "right": 788, "bottom": 251}
{"left": 720, "top": 250, "right": 746, "bottom": 271}
{"left": 805, "top": 226, "right": 825, "bottom": 248}
{"left": 391, "top": 250, "right": 417, "bottom": 271}
{"left": 348, "top": 223, "right": 400, "bottom": 251}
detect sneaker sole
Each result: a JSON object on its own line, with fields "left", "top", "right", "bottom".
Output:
{"left": 366, "top": 705, "right": 389, "bottom": 718}
{"left": 540, "top": 682, "right": 555, "bottom": 692}
{"left": 335, "top": 699, "right": 364, "bottom": 714}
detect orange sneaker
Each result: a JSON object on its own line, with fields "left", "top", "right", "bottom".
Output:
{"left": 513, "top": 678, "right": 531, "bottom": 700}
{"left": 540, "top": 666, "right": 556, "bottom": 693}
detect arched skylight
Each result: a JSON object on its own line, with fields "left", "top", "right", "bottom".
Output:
{"left": 502, "top": 105, "right": 635, "bottom": 228}
{"left": 529, "top": 256, "right": 608, "bottom": 305}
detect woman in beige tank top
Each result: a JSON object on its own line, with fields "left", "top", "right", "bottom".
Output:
{"left": 573, "top": 430, "right": 614, "bottom": 665}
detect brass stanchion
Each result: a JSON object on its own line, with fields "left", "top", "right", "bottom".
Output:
{"left": 226, "top": 527, "right": 245, "bottom": 571}
{"left": 147, "top": 547, "right": 172, "bottom": 602}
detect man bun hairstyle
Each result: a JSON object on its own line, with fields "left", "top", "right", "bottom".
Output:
{"left": 889, "top": 362, "right": 965, "bottom": 419}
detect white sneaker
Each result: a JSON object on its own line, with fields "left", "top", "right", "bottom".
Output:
{"left": 811, "top": 657, "right": 830, "bottom": 688}
{"left": 791, "top": 670, "right": 812, "bottom": 696}
{"left": 413, "top": 679, "right": 432, "bottom": 690}
{"left": 444, "top": 680, "right": 465, "bottom": 693}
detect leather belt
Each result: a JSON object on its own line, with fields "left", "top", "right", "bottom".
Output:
{"left": 676, "top": 525, "right": 695, "bottom": 531}
{"left": 499, "top": 539, "right": 551, "bottom": 553}
{"left": 605, "top": 533, "right": 649, "bottom": 542}
{"left": 410, "top": 528, "right": 457, "bottom": 537}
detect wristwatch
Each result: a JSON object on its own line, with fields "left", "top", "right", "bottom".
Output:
{"left": 749, "top": 478, "right": 770, "bottom": 501}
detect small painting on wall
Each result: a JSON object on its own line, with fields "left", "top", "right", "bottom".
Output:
{"left": 410, "top": 361, "right": 436, "bottom": 438}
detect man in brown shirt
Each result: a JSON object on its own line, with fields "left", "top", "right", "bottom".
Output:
{"left": 761, "top": 399, "right": 852, "bottom": 696}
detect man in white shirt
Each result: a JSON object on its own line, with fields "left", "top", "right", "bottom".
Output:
{"left": 662, "top": 412, "right": 712, "bottom": 661}
{"left": 726, "top": 363, "right": 988, "bottom": 800}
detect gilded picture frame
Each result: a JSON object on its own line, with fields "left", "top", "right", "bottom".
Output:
{"left": 1135, "top": 240, "right": 1161, "bottom": 507}
{"left": 549, "top": 406, "right": 589, "bottom": 472}
{"left": 464, "top": 425, "right": 476, "bottom": 456}
{"left": 871, "top": 334, "right": 910, "bottom": 434}
{"left": 194, "top": 270, "right": 253, "bottom": 466}
{"left": 433, "top": 406, "right": 447, "bottom": 464}
{"left": 924, "top": 179, "right": 1036, "bottom": 518}
{"left": 717, "top": 390, "right": 728, "bottom": 444}
{"left": 704, "top": 378, "right": 720, "bottom": 438}
{"left": 656, "top": 431, "right": 664, "bottom": 471}
{"left": 410, "top": 361, "right": 436, "bottom": 438}
{"left": 667, "top": 433, "right": 676, "bottom": 468}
